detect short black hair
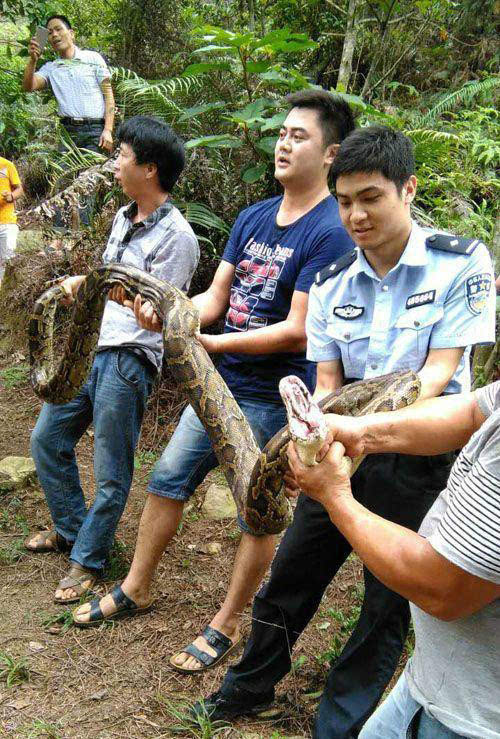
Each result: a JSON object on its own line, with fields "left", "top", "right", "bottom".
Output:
{"left": 285, "top": 89, "right": 356, "bottom": 147}
{"left": 46, "top": 14, "right": 72, "bottom": 29}
{"left": 331, "top": 125, "right": 415, "bottom": 192}
{"left": 117, "top": 116, "right": 185, "bottom": 192}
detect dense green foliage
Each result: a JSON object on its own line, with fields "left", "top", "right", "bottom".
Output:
{"left": 0, "top": 0, "right": 497, "bottom": 388}
{"left": 0, "top": 0, "right": 498, "bottom": 254}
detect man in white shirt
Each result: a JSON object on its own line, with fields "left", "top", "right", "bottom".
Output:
{"left": 23, "top": 14, "right": 114, "bottom": 153}
{"left": 22, "top": 15, "right": 115, "bottom": 235}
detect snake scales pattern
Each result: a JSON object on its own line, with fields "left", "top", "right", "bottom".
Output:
{"left": 29, "top": 264, "right": 421, "bottom": 535}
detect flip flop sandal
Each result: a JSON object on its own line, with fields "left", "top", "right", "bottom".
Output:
{"left": 169, "top": 626, "right": 244, "bottom": 674}
{"left": 54, "top": 563, "right": 98, "bottom": 604}
{"left": 72, "top": 584, "right": 153, "bottom": 628}
{"left": 25, "top": 529, "right": 73, "bottom": 553}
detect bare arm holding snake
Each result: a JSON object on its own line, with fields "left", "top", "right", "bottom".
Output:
{"left": 321, "top": 391, "right": 487, "bottom": 460}
{"left": 283, "top": 348, "right": 464, "bottom": 494}
{"left": 287, "top": 390, "right": 499, "bottom": 620}
{"left": 199, "top": 289, "right": 308, "bottom": 355}
{"left": 112, "top": 259, "right": 309, "bottom": 356}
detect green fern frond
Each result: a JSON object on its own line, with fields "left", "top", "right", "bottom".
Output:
{"left": 111, "top": 66, "right": 141, "bottom": 84}
{"left": 176, "top": 200, "right": 230, "bottom": 235}
{"left": 47, "top": 135, "right": 104, "bottom": 193}
{"left": 419, "top": 77, "right": 500, "bottom": 126}
{"left": 403, "top": 127, "right": 457, "bottom": 168}
{"left": 116, "top": 82, "right": 183, "bottom": 121}
{"left": 112, "top": 67, "right": 203, "bottom": 98}
{"left": 406, "top": 129, "right": 459, "bottom": 143}
{"left": 114, "top": 73, "right": 204, "bottom": 125}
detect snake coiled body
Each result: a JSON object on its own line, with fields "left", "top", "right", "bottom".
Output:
{"left": 29, "top": 264, "right": 421, "bottom": 535}
{"left": 246, "top": 371, "right": 421, "bottom": 533}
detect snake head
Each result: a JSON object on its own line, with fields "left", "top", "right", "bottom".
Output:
{"left": 279, "top": 375, "right": 327, "bottom": 447}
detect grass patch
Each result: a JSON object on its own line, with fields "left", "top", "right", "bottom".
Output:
{"left": 0, "top": 364, "right": 30, "bottom": 388}
{"left": 315, "top": 588, "right": 364, "bottom": 667}
{"left": 106, "top": 538, "right": 129, "bottom": 581}
{"left": 134, "top": 449, "right": 160, "bottom": 470}
{"left": 0, "top": 496, "right": 29, "bottom": 535}
{"left": 40, "top": 608, "right": 75, "bottom": 634}
{"left": 0, "top": 651, "right": 30, "bottom": 687}
{"left": 0, "top": 538, "right": 25, "bottom": 564}
{"left": 405, "top": 620, "right": 415, "bottom": 657}
{"left": 19, "top": 720, "right": 63, "bottom": 738}
{"left": 157, "top": 696, "right": 228, "bottom": 738}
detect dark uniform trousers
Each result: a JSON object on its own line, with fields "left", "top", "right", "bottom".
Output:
{"left": 222, "top": 450, "right": 455, "bottom": 738}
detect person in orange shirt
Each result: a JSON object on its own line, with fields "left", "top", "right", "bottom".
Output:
{"left": 0, "top": 156, "right": 23, "bottom": 283}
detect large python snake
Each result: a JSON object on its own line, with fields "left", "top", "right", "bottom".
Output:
{"left": 29, "top": 264, "right": 421, "bottom": 535}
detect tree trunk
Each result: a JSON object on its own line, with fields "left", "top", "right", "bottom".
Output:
{"left": 247, "top": 0, "right": 255, "bottom": 30}
{"left": 472, "top": 214, "right": 500, "bottom": 388}
{"left": 361, "top": 0, "right": 399, "bottom": 98}
{"left": 492, "top": 214, "right": 500, "bottom": 273}
{"left": 337, "top": 0, "right": 358, "bottom": 91}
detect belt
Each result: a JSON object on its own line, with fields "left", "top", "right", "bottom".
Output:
{"left": 98, "top": 346, "right": 157, "bottom": 375}
{"left": 60, "top": 117, "right": 105, "bottom": 126}
{"left": 126, "top": 346, "right": 157, "bottom": 374}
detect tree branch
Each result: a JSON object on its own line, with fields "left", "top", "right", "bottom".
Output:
{"left": 368, "top": 13, "right": 434, "bottom": 96}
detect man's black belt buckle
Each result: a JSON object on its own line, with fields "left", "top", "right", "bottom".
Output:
{"left": 60, "top": 117, "right": 105, "bottom": 126}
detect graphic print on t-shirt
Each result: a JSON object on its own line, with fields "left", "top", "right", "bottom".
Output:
{"left": 226, "top": 238, "right": 293, "bottom": 331}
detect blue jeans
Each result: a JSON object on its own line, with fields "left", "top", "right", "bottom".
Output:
{"left": 359, "top": 672, "right": 465, "bottom": 739}
{"left": 30, "top": 349, "right": 154, "bottom": 571}
{"left": 148, "top": 399, "right": 288, "bottom": 534}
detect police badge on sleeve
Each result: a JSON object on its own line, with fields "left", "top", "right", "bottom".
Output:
{"left": 466, "top": 273, "right": 491, "bottom": 315}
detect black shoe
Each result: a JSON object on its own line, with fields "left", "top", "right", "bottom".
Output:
{"left": 190, "top": 688, "right": 275, "bottom": 722}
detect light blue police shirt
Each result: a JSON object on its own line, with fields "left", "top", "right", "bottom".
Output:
{"left": 306, "top": 222, "right": 495, "bottom": 394}
{"left": 37, "top": 47, "right": 109, "bottom": 118}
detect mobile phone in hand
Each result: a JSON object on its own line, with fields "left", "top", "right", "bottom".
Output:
{"left": 35, "top": 25, "right": 49, "bottom": 51}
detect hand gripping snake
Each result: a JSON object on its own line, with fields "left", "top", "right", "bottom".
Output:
{"left": 29, "top": 264, "right": 421, "bottom": 535}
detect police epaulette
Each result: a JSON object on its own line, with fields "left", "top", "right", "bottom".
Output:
{"left": 315, "top": 249, "right": 357, "bottom": 286}
{"left": 426, "top": 234, "right": 483, "bottom": 255}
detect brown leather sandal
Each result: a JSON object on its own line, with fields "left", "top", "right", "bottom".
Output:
{"left": 24, "top": 529, "right": 73, "bottom": 553}
{"left": 54, "top": 563, "right": 98, "bottom": 604}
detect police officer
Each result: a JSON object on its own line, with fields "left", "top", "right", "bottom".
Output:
{"left": 193, "top": 126, "right": 496, "bottom": 738}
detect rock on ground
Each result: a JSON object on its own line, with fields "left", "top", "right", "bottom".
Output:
{"left": 0, "top": 455, "right": 37, "bottom": 491}
{"left": 201, "top": 482, "right": 237, "bottom": 519}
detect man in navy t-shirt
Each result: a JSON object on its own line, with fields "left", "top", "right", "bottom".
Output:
{"left": 73, "top": 90, "right": 355, "bottom": 668}
{"left": 218, "top": 193, "right": 350, "bottom": 403}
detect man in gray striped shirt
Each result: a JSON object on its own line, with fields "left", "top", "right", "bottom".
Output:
{"left": 27, "top": 117, "right": 199, "bottom": 605}
{"left": 289, "top": 381, "right": 500, "bottom": 739}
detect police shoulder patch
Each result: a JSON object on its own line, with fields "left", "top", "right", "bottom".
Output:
{"left": 315, "top": 249, "right": 357, "bottom": 286}
{"left": 426, "top": 233, "right": 483, "bottom": 255}
{"left": 466, "top": 272, "right": 492, "bottom": 315}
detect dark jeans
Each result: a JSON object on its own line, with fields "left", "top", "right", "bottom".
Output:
{"left": 221, "top": 451, "right": 454, "bottom": 739}
{"left": 53, "top": 121, "right": 103, "bottom": 231}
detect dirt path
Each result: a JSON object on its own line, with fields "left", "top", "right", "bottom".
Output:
{"left": 0, "top": 360, "right": 368, "bottom": 739}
